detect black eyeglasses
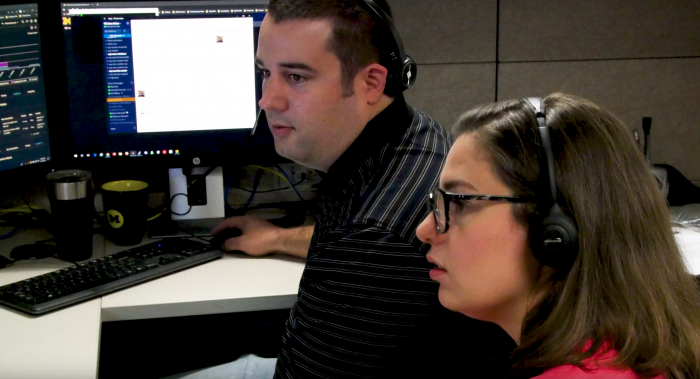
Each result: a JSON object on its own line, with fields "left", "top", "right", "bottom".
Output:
{"left": 428, "top": 188, "right": 535, "bottom": 234}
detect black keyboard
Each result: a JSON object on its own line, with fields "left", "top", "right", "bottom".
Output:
{"left": 0, "top": 238, "right": 222, "bottom": 316}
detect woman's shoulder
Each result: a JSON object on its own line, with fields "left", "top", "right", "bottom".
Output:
{"left": 532, "top": 341, "right": 664, "bottom": 379}
{"left": 533, "top": 364, "right": 663, "bottom": 378}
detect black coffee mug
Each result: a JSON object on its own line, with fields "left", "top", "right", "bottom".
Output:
{"left": 101, "top": 180, "right": 149, "bottom": 246}
{"left": 46, "top": 170, "right": 95, "bottom": 261}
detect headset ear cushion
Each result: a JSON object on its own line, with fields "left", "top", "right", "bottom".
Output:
{"left": 401, "top": 55, "right": 417, "bottom": 90}
{"left": 385, "top": 56, "right": 416, "bottom": 95}
{"left": 531, "top": 205, "right": 578, "bottom": 269}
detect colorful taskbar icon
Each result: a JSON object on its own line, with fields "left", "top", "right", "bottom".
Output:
{"left": 74, "top": 150, "right": 180, "bottom": 158}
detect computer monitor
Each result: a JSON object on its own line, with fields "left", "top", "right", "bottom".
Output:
{"left": 60, "top": 1, "right": 274, "bottom": 235}
{"left": 0, "top": 3, "right": 52, "bottom": 175}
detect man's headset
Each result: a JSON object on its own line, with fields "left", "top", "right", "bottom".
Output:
{"left": 354, "top": 0, "right": 417, "bottom": 95}
{"left": 524, "top": 98, "right": 579, "bottom": 270}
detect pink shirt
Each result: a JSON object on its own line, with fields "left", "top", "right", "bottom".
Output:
{"left": 534, "top": 344, "right": 664, "bottom": 379}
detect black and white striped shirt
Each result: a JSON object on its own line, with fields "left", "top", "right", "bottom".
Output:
{"left": 273, "top": 96, "right": 446, "bottom": 378}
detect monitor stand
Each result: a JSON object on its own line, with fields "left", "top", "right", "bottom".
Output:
{"left": 148, "top": 166, "right": 226, "bottom": 238}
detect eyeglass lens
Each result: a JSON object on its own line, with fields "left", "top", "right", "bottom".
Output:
{"left": 432, "top": 189, "right": 446, "bottom": 233}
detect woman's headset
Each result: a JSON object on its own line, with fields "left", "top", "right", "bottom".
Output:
{"left": 354, "top": 0, "right": 417, "bottom": 95}
{"left": 524, "top": 98, "right": 579, "bottom": 269}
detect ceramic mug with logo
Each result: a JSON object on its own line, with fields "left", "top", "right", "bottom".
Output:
{"left": 101, "top": 180, "right": 149, "bottom": 246}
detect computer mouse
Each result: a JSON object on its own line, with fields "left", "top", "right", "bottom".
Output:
{"left": 10, "top": 243, "right": 58, "bottom": 261}
{"left": 209, "top": 228, "right": 242, "bottom": 248}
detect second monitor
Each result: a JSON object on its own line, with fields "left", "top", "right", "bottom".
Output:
{"left": 60, "top": 1, "right": 275, "bottom": 234}
{"left": 0, "top": 3, "right": 52, "bottom": 174}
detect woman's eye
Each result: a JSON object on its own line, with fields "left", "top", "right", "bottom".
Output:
{"left": 450, "top": 200, "right": 470, "bottom": 214}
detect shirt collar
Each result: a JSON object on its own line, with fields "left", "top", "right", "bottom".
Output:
{"left": 325, "top": 95, "right": 414, "bottom": 182}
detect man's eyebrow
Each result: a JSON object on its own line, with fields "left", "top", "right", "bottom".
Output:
{"left": 442, "top": 180, "right": 478, "bottom": 193}
{"left": 255, "top": 58, "right": 317, "bottom": 72}
{"left": 279, "top": 62, "right": 317, "bottom": 72}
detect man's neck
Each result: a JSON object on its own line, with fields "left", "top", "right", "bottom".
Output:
{"left": 315, "top": 95, "right": 397, "bottom": 173}
{"left": 366, "top": 94, "right": 395, "bottom": 123}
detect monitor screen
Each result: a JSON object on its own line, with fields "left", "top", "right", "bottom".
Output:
{"left": 0, "top": 3, "right": 52, "bottom": 173}
{"left": 60, "top": 1, "right": 270, "bottom": 167}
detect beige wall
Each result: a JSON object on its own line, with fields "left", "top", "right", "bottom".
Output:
{"left": 393, "top": 0, "right": 700, "bottom": 185}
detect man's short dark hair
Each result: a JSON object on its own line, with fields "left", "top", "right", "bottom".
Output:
{"left": 267, "top": 0, "right": 394, "bottom": 97}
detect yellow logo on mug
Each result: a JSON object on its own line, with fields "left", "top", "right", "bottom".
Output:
{"left": 107, "top": 210, "right": 124, "bottom": 229}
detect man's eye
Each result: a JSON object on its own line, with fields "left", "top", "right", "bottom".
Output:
{"left": 289, "top": 74, "right": 305, "bottom": 83}
{"left": 257, "top": 68, "right": 270, "bottom": 78}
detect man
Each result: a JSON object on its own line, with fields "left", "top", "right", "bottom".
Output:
{"left": 212, "top": 1, "right": 514, "bottom": 377}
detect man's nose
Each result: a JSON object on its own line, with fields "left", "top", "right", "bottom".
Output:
{"left": 258, "top": 75, "right": 289, "bottom": 113}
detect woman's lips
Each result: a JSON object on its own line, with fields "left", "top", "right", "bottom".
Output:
{"left": 427, "top": 255, "right": 447, "bottom": 280}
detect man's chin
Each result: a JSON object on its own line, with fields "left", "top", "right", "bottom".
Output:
{"left": 275, "top": 147, "right": 317, "bottom": 169}
{"left": 274, "top": 144, "right": 298, "bottom": 162}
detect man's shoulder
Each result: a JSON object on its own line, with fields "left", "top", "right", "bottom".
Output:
{"left": 406, "top": 106, "right": 451, "bottom": 148}
{"left": 410, "top": 106, "right": 442, "bottom": 127}
{"left": 350, "top": 106, "right": 450, "bottom": 243}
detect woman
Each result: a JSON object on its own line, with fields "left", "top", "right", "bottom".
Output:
{"left": 416, "top": 93, "right": 700, "bottom": 378}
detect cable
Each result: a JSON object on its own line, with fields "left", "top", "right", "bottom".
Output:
{"left": 233, "top": 175, "right": 306, "bottom": 193}
{"left": 147, "top": 220, "right": 215, "bottom": 245}
{"left": 0, "top": 206, "right": 33, "bottom": 217}
{"left": 225, "top": 175, "right": 234, "bottom": 211}
{"left": 146, "top": 182, "right": 214, "bottom": 223}
{"left": 174, "top": 224, "right": 216, "bottom": 244}
{"left": 241, "top": 169, "right": 264, "bottom": 212}
{"left": 22, "top": 196, "right": 39, "bottom": 212}
{"left": 224, "top": 168, "right": 264, "bottom": 213}
{"left": 0, "top": 205, "right": 49, "bottom": 227}
{"left": 142, "top": 167, "right": 220, "bottom": 221}
{"left": 0, "top": 207, "right": 42, "bottom": 236}
{"left": 186, "top": 166, "right": 218, "bottom": 188}
{"left": 169, "top": 193, "right": 192, "bottom": 216}
{"left": 245, "top": 165, "right": 306, "bottom": 203}
{"left": 147, "top": 191, "right": 197, "bottom": 221}
{"left": 249, "top": 165, "right": 289, "bottom": 183}
{"left": 147, "top": 212, "right": 163, "bottom": 222}
{"left": 0, "top": 225, "right": 21, "bottom": 241}
{"left": 274, "top": 165, "right": 306, "bottom": 204}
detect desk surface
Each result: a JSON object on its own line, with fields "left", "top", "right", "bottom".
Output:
{"left": 0, "top": 230, "right": 305, "bottom": 379}
{"left": 2, "top": 226, "right": 699, "bottom": 379}
{"left": 0, "top": 230, "right": 105, "bottom": 379}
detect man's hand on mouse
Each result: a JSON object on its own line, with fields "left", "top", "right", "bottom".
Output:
{"left": 212, "top": 215, "right": 315, "bottom": 259}
{"left": 211, "top": 215, "right": 281, "bottom": 256}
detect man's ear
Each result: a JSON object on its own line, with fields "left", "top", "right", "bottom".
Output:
{"left": 358, "top": 63, "right": 389, "bottom": 104}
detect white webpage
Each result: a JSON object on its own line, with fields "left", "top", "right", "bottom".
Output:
{"left": 130, "top": 17, "right": 256, "bottom": 133}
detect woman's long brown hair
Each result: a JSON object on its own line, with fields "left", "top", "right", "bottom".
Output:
{"left": 453, "top": 93, "right": 700, "bottom": 378}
